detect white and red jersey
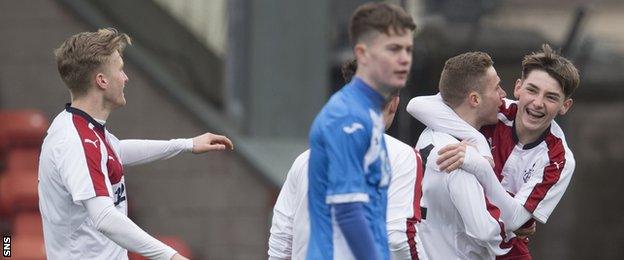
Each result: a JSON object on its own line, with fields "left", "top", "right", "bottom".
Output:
{"left": 268, "top": 134, "right": 422, "bottom": 260}
{"left": 415, "top": 128, "right": 514, "bottom": 260}
{"left": 407, "top": 95, "right": 575, "bottom": 224}
{"left": 482, "top": 99, "right": 575, "bottom": 223}
{"left": 39, "top": 105, "right": 128, "bottom": 259}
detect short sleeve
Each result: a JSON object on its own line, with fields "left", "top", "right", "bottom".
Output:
{"left": 323, "top": 117, "right": 371, "bottom": 204}
{"left": 514, "top": 146, "right": 575, "bottom": 223}
{"left": 58, "top": 134, "right": 112, "bottom": 203}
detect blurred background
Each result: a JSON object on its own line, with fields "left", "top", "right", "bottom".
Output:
{"left": 0, "top": 0, "right": 622, "bottom": 259}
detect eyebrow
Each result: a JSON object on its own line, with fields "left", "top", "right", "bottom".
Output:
{"left": 527, "top": 83, "right": 561, "bottom": 98}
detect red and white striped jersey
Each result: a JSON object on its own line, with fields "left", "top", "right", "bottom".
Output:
{"left": 39, "top": 105, "right": 128, "bottom": 260}
{"left": 415, "top": 128, "right": 514, "bottom": 260}
{"left": 482, "top": 99, "right": 575, "bottom": 223}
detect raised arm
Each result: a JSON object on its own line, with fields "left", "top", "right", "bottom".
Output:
{"left": 119, "top": 132, "right": 233, "bottom": 166}
{"left": 406, "top": 94, "right": 491, "bottom": 158}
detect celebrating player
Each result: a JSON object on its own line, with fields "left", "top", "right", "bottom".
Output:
{"left": 413, "top": 52, "right": 521, "bottom": 259}
{"left": 407, "top": 44, "right": 579, "bottom": 259}
{"left": 38, "top": 28, "right": 233, "bottom": 260}
{"left": 306, "top": 2, "right": 415, "bottom": 259}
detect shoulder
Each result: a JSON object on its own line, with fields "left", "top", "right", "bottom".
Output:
{"left": 292, "top": 150, "right": 311, "bottom": 168}
{"left": 544, "top": 123, "right": 575, "bottom": 163}
{"left": 384, "top": 134, "right": 415, "bottom": 161}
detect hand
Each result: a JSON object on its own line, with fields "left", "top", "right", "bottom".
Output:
{"left": 192, "top": 132, "right": 234, "bottom": 153}
{"left": 171, "top": 253, "right": 189, "bottom": 260}
{"left": 436, "top": 141, "right": 469, "bottom": 173}
{"left": 514, "top": 222, "right": 536, "bottom": 239}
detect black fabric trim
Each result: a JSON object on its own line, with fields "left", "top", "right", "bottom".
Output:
{"left": 65, "top": 103, "right": 105, "bottom": 131}
{"left": 419, "top": 144, "right": 435, "bottom": 177}
{"left": 420, "top": 206, "right": 427, "bottom": 220}
{"left": 512, "top": 120, "right": 550, "bottom": 150}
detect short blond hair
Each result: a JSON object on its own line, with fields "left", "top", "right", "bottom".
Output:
{"left": 54, "top": 28, "right": 131, "bottom": 97}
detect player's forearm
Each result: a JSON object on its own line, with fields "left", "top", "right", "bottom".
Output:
{"left": 462, "top": 148, "right": 532, "bottom": 230}
{"left": 119, "top": 139, "right": 193, "bottom": 166}
{"left": 83, "top": 197, "right": 177, "bottom": 260}
{"left": 334, "top": 202, "right": 380, "bottom": 260}
{"left": 448, "top": 172, "right": 504, "bottom": 243}
{"left": 406, "top": 94, "right": 492, "bottom": 157}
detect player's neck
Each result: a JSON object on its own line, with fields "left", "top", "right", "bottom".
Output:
{"left": 453, "top": 105, "right": 481, "bottom": 130}
{"left": 514, "top": 119, "right": 547, "bottom": 145}
{"left": 354, "top": 71, "right": 393, "bottom": 101}
{"left": 71, "top": 95, "right": 111, "bottom": 122}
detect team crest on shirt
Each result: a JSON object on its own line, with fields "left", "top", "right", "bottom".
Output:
{"left": 523, "top": 162, "right": 537, "bottom": 183}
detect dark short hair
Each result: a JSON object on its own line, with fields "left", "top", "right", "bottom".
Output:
{"left": 349, "top": 2, "right": 416, "bottom": 47}
{"left": 439, "top": 52, "right": 493, "bottom": 108}
{"left": 522, "top": 44, "right": 580, "bottom": 99}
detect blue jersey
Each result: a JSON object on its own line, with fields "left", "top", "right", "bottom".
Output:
{"left": 307, "top": 77, "right": 392, "bottom": 259}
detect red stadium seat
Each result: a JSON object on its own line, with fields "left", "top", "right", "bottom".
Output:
{"left": 128, "top": 236, "right": 194, "bottom": 260}
{"left": 12, "top": 212, "right": 43, "bottom": 237}
{"left": 4, "top": 147, "right": 40, "bottom": 172}
{"left": 0, "top": 171, "right": 39, "bottom": 217}
{"left": 11, "top": 234, "right": 46, "bottom": 260}
{"left": 0, "top": 109, "right": 49, "bottom": 149}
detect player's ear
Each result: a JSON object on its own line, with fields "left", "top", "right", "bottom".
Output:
{"left": 468, "top": 91, "right": 480, "bottom": 107}
{"left": 95, "top": 73, "right": 108, "bottom": 90}
{"left": 559, "top": 98, "right": 573, "bottom": 115}
{"left": 354, "top": 43, "right": 368, "bottom": 66}
{"left": 513, "top": 78, "right": 522, "bottom": 99}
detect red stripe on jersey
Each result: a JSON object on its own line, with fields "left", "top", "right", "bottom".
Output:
{"left": 523, "top": 134, "right": 565, "bottom": 213}
{"left": 72, "top": 115, "right": 108, "bottom": 196}
{"left": 103, "top": 138, "right": 123, "bottom": 184}
{"left": 499, "top": 102, "right": 518, "bottom": 121}
{"left": 485, "top": 198, "right": 513, "bottom": 250}
{"left": 491, "top": 122, "right": 516, "bottom": 181}
{"left": 406, "top": 149, "right": 424, "bottom": 260}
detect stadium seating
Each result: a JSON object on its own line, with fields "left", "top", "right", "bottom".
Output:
{"left": 0, "top": 170, "right": 39, "bottom": 217}
{"left": 0, "top": 109, "right": 47, "bottom": 260}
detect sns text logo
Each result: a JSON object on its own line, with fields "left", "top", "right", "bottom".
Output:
{"left": 2, "top": 235, "right": 10, "bottom": 257}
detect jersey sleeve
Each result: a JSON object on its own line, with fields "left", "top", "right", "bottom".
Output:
{"left": 513, "top": 142, "right": 575, "bottom": 223}
{"left": 58, "top": 133, "right": 112, "bottom": 203}
{"left": 386, "top": 146, "right": 419, "bottom": 260}
{"left": 119, "top": 139, "right": 193, "bottom": 166}
{"left": 446, "top": 170, "right": 513, "bottom": 256}
{"left": 323, "top": 116, "right": 370, "bottom": 204}
{"left": 462, "top": 146, "right": 532, "bottom": 230}
{"left": 406, "top": 94, "right": 492, "bottom": 158}
{"left": 268, "top": 151, "right": 309, "bottom": 259}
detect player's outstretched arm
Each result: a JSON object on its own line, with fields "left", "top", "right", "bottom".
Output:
{"left": 406, "top": 94, "right": 492, "bottom": 158}
{"left": 120, "top": 139, "right": 193, "bottom": 166}
{"left": 192, "top": 132, "right": 234, "bottom": 153}
{"left": 441, "top": 145, "right": 532, "bottom": 231}
{"left": 82, "top": 196, "right": 186, "bottom": 260}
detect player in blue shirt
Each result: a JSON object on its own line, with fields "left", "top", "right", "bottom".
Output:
{"left": 306, "top": 3, "right": 416, "bottom": 259}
